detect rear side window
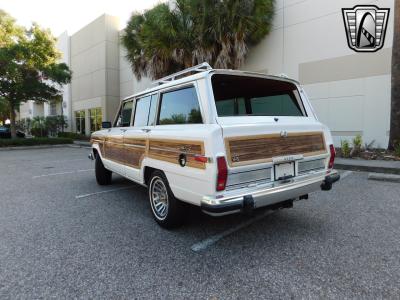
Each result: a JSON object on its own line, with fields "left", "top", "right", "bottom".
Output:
{"left": 212, "top": 74, "right": 305, "bottom": 117}
{"left": 147, "top": 95, "right": 158, "bottom": 126}
{"left": 134, "top": 96, "right": 151, "bottom": 127}
{"left": 158, "top": 86, "right": 202, "bottom": 125}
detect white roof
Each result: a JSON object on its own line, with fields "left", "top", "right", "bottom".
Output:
{"left": 122, "top": 68, "right": 300, "bottom": 102}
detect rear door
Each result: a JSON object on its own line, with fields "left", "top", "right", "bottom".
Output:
{"left": 211, "top": 74, "right": 328, "bottom": 182}
{"left": 124, "top": 93, "right": 158, "bottom": 182}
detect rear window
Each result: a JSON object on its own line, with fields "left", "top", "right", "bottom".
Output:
{"left": 212, "top": 74, "right": 305, "bottom": 117}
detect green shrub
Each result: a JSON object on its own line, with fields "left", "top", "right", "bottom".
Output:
{"left": 352, "top": 134, "right": 362, "bottom": 149}
{"left": 341, "top": 140, "right": 351, "bottom": 158}
{"left": 58, "top": 132, "right": 89, "bottom": 140}
{"left": 350, "top": 134, "right": 363, "bottom": 157}
{"left": 31, "top": 127, "right": 48, "bottom": 137}
{"left": 0, "top": 137, "right": 73, "bottom": 147}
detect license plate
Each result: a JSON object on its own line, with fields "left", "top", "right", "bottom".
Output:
{"left": 274, "top": 162, "right": 295, "bottom": 181}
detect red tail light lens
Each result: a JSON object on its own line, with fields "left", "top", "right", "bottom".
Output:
{"left": 216, "top": 156, "right": 228, "bottom": 191}
{"left": 194, "top": 155, "right": 208, "bottom": 163}
{"left": 328, "top": 144, "right": 335, "bottom": 169}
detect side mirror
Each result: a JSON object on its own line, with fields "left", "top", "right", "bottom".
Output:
{"left": 102, "top": 121, "right": 112, "bottom": 129}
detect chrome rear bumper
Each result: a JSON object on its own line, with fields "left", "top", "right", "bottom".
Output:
{"left": 201, "top": 170, "right": 340, "bottom": 216}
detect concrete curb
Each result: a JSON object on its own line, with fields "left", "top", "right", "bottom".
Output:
{"left": 73, "top": 140, "right": 91, "bottom": 147}
{"left": 0, "top": 142, "right": 90, "bottom": 151}
{"left": 335, "top": 163, "right": 400, "bottom": 175}
{"left": 0, "top": 144, "right": 72, "bottom": 151}
{"left": 368, "top": 173, "right": 400, "bottom": 183}
{"left": 335, "top": 158, "right": 400, "bottom": 175}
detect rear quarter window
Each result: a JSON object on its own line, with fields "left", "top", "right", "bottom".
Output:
{"left": 158, "top": 86, "right": 202, "bottom": 125}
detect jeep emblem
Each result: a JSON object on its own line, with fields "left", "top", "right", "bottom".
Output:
{"left": 280, "top": 131, "right": 288, "bottom": 138}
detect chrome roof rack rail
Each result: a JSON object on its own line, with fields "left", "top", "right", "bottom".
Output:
{"left": 152, "top": 62, "right": 212, "bottom": 86}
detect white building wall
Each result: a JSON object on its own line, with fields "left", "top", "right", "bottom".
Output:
{"left": 119, "top": 45, "right": 152, "bottom": 100}
{"left": 242, "top": 0, "right": 394, "bottom": 148}
{"left": 19, "top": 101, "right": 44, "bottom": 120}
{"left": 43, "top": 31, "right": 72, "bottom": 130}
{"left": 70, "top": 14, "right": 120, "bottom": 134}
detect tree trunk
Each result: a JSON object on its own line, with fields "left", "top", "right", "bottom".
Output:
{"left": 10, "top": 108, "right": 17, "bottom": 139}
{"left": 389, "top": 0, "right": 400, "bottom": 149}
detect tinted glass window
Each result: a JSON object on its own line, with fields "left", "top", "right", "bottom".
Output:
{"left": 147, "top": 95, "right": 158, "bottom": 126}
{"left": 212, "top": 74, "right": 304, "bottom": 117}
{"left": 158, "top": 87, "right": 202, "bottom": 125}
{"left": 134, "top": 96, "right": 151, "bottom": 127}
{"left": 120, "top": 101, "right": 133, "bottom": 127}
{"left": 250, "top": 95, "right": 303, "bottom": 116}
{"left": 215, "top": 98, "right": 246, "bottom": 117}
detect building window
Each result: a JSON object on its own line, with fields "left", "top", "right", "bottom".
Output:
{"left": 50, "top": 102, "right": 57, "bottom": 116}
{"left": 75, "top": 110, "right": 85, "bottom": 134}
{"left": 89, "top": 107, "right": 102, "bottom": 132}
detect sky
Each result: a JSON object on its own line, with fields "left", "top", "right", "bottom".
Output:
{"left": 0, "top": 0, "right": 162, "bottom": 36}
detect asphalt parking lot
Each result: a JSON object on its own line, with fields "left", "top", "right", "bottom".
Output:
{"left": 0, "top": 147, "right": 399, "bottom": 299}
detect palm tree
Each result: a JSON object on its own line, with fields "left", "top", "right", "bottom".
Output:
{"left": 389, "top": 0, "right": 400, "bottom": 150}
{"left": 121, "top": 0, "right": 274, "bottom": 80}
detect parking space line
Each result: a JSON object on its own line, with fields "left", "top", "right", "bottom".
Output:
{"left": 191, "top": 210, "right": 275, "bottom": 252}
{"left": 75, "top": 186, "right": 135, "bottom": 199}
{"left": 32, "top": 169, "right": 94, "bottom": 179}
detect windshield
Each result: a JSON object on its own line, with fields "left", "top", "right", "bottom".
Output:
{"left": 211, "top": 74, "right": 306, "bottom": 117}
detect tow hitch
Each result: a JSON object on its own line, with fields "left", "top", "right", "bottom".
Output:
{"left": 321, "top": 173, "right": 340, "bottom": 191}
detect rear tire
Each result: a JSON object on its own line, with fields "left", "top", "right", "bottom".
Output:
{"left": 95, "top": 155, "right": 112, "bottom": 185}
{"left": 148, "top": 170, "right": 183, "bottom": 228}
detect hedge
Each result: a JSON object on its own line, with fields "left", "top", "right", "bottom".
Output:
{"left": 58, "top": 132, "right": 89, "bottom": 140}
{"left": 0, "top": 137, "right": 73, "bottom": 147}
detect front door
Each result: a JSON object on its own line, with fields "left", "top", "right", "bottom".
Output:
{"left": 103, "top": 127, "right": 126, "bottom": 175}
{"left": 103, "top": 100, "right": 134, "bottom": 175}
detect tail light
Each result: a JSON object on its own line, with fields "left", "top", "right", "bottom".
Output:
{"left": 216, "top": 156, "right": 228, "bottom": 191}
{"left": 194, "top": 155, "right": 208, "bottom": 163}
{"left": 328, "top": 144, "right": 335, "bottom": 169}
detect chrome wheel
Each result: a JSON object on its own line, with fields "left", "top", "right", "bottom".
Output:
{"left": 150, "top": 176, "right": 169, "bottom": 220}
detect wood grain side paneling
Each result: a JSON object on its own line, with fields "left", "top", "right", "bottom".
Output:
{"left": 124, "top": 138, "right": 147, "bottom": 168}
{"left": 104, "top": 136, "right": 125, "bottom": 164}
{"left": 148, "top": 139, "right": 206, "bottom": 169}
{"left": 226, "top": 132, "right": 327, "bottom": 167}
{"left": 100, "top": 136, "right": 206, "bottom": 170}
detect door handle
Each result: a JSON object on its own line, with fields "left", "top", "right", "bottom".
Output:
{"left": 120, "top": 128, "right": 127, "bottom": 132}
{"left": 141, "top": 129, "right": 151, "bottom": 133}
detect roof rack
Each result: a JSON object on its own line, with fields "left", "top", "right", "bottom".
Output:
{"left": 152, "top": 62, "right": 212, "bottom": 86}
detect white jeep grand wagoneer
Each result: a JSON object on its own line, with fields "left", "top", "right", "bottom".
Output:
{"left": 90, "top": 63, "right": 340, "bottom": 228}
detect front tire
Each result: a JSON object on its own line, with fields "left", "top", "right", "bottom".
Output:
{"left": 95, "top": 155, "right": 112, "bottom": 185}
{"left": 148, "top": 170, "right": 183, "bottom": 228}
